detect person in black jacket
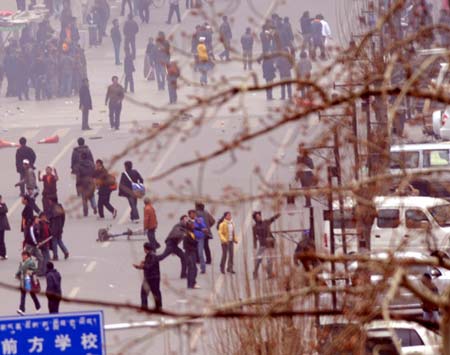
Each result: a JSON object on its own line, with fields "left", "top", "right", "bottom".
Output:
{"left": 123, "top": 14, "right": 139, "bottom": 60}
{"left": 0, "top": 196, "right": 10, "bottom": 260}
{"left": 252, "top": 211, "right": 280, "bottom": 279}
{"left": 195, "top": 202, "right": 215, "bottom": 264}
{"left": 45, "top": 262, "right": 62, "bottom": 313}
{"left": 111, "top": 19, "right": 122, "bottom": 65}
{"left": 158, "top": 216, "right": 188, "bottom": 278}
{"left": 93, "top": 159, "right": 117, "bottom": 219}
{"left": 124, "top": 50, "right": 135, "bottom": 93}
{"left": 15, "top": 137, "right": 36, "bottom": 196}
{"left": 300, "top": 11, "right": 312, "bottom": 52}
{"left": 133, "top": 242, "right": 163, "bottom": 310}
{"left": 48, "top": 198, "right": 69, "bottom": 261}
{"left": 183, "top": 220, "right": 199, "bottom": 288}
{"left": 276, "top": 48, "right": 292, "bottom": 100}
{"left": 119, "top": 161, "right": 143, "bottom": 222}
{"left": 79, "top": 78, "right": 92, "bottom": 130}
{"left": 241, "top": 27, "right": 254, "bottom": 70}
{"left": 260, "top": 56, "right": 276, "bottom": 100}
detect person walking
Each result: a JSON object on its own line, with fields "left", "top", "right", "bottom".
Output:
{"left": 296, "top": 50, "right": 312, "bottom": 97}
{"left": 48, "top": 198, "right": 69, "bottom": 261}
{"left": 196, "top": 37, "right": 211, "bottom": 86}
{"left": 45, "top": 261, "right": 62, "bottom": 313}
{"left": 183, "top": 220, "right": 199, "bottom": 288}
{"left": 260, "top": 56, "right": 276, "bottom": 100}
{"left": 133, "top": 242, "right": 163, "bottom": 310}
{"left": 93, "top": 159, "right": 117, "bottom": 219}
{"left": 0, "top": 196, "right": 10, "bottom": 260}
{"left": 120, "top": 0, "right": 132, "bottom": 16}
{"left": 155, "top": 32, "right": 170, "bottom": 90}
{"left": 79, "top": 78, "right": 93, "bottom": 130}
{"left": 21, "top": 196, "right": 34, "bottom": 237}
{"left": 276, "top": 48, "right": 293, "bottom": 100}
{"left": 24, "top": 216, "right": 45, "bottom": 277}
{"left": 252, "top": 211, "right": 280, "bottom": 279}
{"left": 144, "top": 37, "right": 156, "bottom": 80}
{"left": 218, "top": 16, "right": 232, "bottom": 61}
{"left": 241, "top": 27, "right": 254, "bottom": 70}
{"left": 123, "top": 14, "right": 139, "bottom": 60}
{"left": 158, "top": 215, "right": 188, "bottom": 278}
{"left": 38, "top": 166, "right": 58, "bottom": 214}
{"left": 217, "top": 212, "right": 238, "bottom": 274}
{"left": 105, "top": 76, "right": 125, "bottom": 130}
{"left": 166, "top": 60, "right": 180, "bottom": 104}
{"left": 38, "top": 212, "right": 51, "bottom": 275}
{"left": 167, "top": 0, "right": 181, "bottom": 24}
{"left": 124, "top": 50, "right": 135, "bottom": 93}
{"left": 143, "top": 197, "right": 160, "bottom": 249}
{"left": 119, "top": 161, "right": 144, "bottom": 223}
{"left": 16, "top": 251, "right": 41, "bottom": 316}
{"left": 15, "top": 159, "right": 40, "bottom": 214}
{"left": 138, "top": 0, "right": 150, "bottom": 24}
{"left": 15, "top": 137, "right": 36, "bottom": 196}
{"left": 195, "top": 202, "right": 214, "bottom": 265}
{"left": 77, "top": 152, "right": 97, "bottom": 217}
{"left": 300, "top": 11, "right": 312, "bottom": 52}
{"left": 188, "top": 209, "right": 207, "bottom": 274}
{"left": 111, "top": 19, "right": 122, "bottom": 65}
{"left": 310, "top": 15, "right": 325, "bottom": 61}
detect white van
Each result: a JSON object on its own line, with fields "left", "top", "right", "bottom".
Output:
{"left": 323, "top": 196, "right": 450, "bottom": 254}
{"left": 371, "top": 196, "right": 450, "bottom": 252}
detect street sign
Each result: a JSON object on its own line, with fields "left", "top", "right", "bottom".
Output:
{"left": 0, "top": 311, "right": 105, "bottom": 355}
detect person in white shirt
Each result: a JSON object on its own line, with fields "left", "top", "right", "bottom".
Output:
{"left": 318, "top": 14, "right": 331, "bottom": 46}
{"left": 217, "top": 212, "right": 238, "bottom": 274}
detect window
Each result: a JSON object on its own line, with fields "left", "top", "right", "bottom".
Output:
{"left": 332, "top": 210, "right": 356, "bottom": 229}
{"left": 429, "top": 204, "right": 450, "bottom": 227}
{"left": 390, "top": 151, "right": 419, "bottom": 169}
{"left": 423, "top": 149, "right": 450, "bottom": 167}
{"left": 377, "top": 209, "right": 400, "bottom": 228}
{"left": 405, "top": 209, "right": 429, "bottom": 229}
{"left": 394, "top": 329, "right": 424, "bottom": 347}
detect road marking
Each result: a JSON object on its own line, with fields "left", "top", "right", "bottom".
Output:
{"left": 85, "top": 261, "right": 97, "bottom": 273}
{"left": 190, "top": 123, "right": 296, "bottom": 349}
{"left": 68, "top": 286, "right": 80, "bottom": 299}
{"left": 7, "top": 138, "right": 77, "bottom": 218}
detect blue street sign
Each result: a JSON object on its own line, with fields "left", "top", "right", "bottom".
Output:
{"left": 0, "top": 311, "right": 105, "bottom": 355}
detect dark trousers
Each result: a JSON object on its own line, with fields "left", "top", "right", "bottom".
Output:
{"left": 51, "top": 234, "right": 69, "bottom": 259}
{"left": 168, "top": 82, "right": 177, "bottom": 103}
{"left": 19, "top": 289, "right": 40, "bottom": 312}
{"left": 167, "top": 4, "right": 181, "bottom": 23}
{"left": 42, "top": 195, "right": 57, "bottom": 215}
{"left": 127, "top": 196, "right": 139, "bottom": 220}
{"left": 109, "top": 103, "right": 122, "bottom": 129}
{"left": 81, "top": 108, "right": 90, "bottom": 129}
{"left": 121, "top": 0, "right": 132, "bottom": 15}
{"left": 220, "top": 242, "right": 234, "bottom": 272}
{"left": 113, "top": 41, "right": 121, "bottom": 65}
{"left": 146, "top": 229, "right": 161, "bottom": 250}
{"left": 124, "top": 36, "right": 136, "bottom": 60}
{"left": 265, "top": 80, "right": 273, "bottom": 100}
{"left": 124, "top": 74, "right": 134, "bottom": 93}
{"left": 40, "top": 246, "right": 50, "bottom": 274}
{"left": 139, "top": 4, "right": 149, "bottom": 23}
{"left": 185, "top": 251, "right": 197, "bottom": 288}
{"left": 155, "top": 64, "right": 166, "bottom": 90}
{"left": 141, "top": 278, "right": 162, "bottom": 310}
{"left": 98, "top": 191, "right": 115, "bottom": 218}
{"left": 17, "top": 0, "right": 26, "bottom": 11}
{"left": 204, "top": 237, "right": 211, "bottom": 264}
{"left": 186, "top": 0, "right": 193, "bottom": 8}
{"left": 18, "top": 171, "right": 25, "bottom": 195}
{"left": 0, "top": 230, "right": 6, "bottom": 257}
{"left": 159, "top": 241, "right": 186, "bottom": 277}
{"left": 47, "top": 295, "right": 60, "bottom": 313}
{"left": 280, "top": 81, "right": 292, "bottom": 100}
{"left": 243, "top": 50, "right": 252, "bottom": 70}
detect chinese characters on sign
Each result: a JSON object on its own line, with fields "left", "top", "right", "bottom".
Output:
{"left": 0, "top": 311, "right": 105, "bottom": 355}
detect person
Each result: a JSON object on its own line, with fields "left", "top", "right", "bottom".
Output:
{"left": 111, "top": 19, "right": 122, "bottom": 65}
{"left": 155, "top": 32, "right": 170, "bottom": 90}
{"left": 15, "top": 137, "right": 36, "bottom": 196}
{"left": 276, "top": 48, "right": 293, "bottom": 100}
{"left": 119, "top": 161, "right": 144, "bottom": 223}
{"left": 422, "top": 273, "right": 440, "bottom": 322}
{"left": 183, "top": 220, "right": 199, "bottom": 288}
{"left": 188, "top": 209, "right": 207, "bottom": 274}
{"left": 0, "top": 196, "right": 10, "bottom": 260}
{"left": 139, "top": 0, "right": 150, "bottom": 24}
{"left": 121, "top": 0, "right": 132, "bottom": 16}
{"left": 21, "top": 196, "right": 34, "bottom": 238}
{"left": 78, "top": 78, "right": 93, "bottom": 130}
{"left": 86, "top": 7, "right": 98, "bottom": 47}
{"left": 143, "top": 197, "right": 160, "bottom": 249}
{"left": 105, "top": 75, "right": 125, "bottom": 130}
{"left": 48, "top": 198, "right": 69, "bottom": 261}
{"left": 296, "top": 50, "right": 312, "bottom": 97}
{"left": 38, "top": 166, "right": 58, "bottom": 214}
{"left": 123, "top": 14, "right": 139, "bottom": 60}
{"left": 144, "top": 37, "right": 156, "bottom": 80}
{"left": 217, "top": 212, "right": 238, "bottom": 274}
{"left": 318, "top": 14, "right": 332, "bottom": 48}
{"left": 310, "top": 15, "right": 325, "bottom": 60}
{"left": 167, "top": 60, "right": 180, "bottom": 104}
{"left": 252, "top": 211, "right": 280, "bottom": 279}
{"left": 296, "top": 149, "right": 316, "bottom": 207}
{"left": 38, "top": 212, "right": 51, "bottom": 275}
{"left": 195, "top": 202, "right": 215, "bottom": 264}
{"left": 15, "top": 159, "right": 40, "bottom": 214}
{"left": 24, "top": 216, "right": 45, "bottom": 276}
{"left": 71, "top": 137, "right": 95, "bottom": 176}
{"left": 241, "top": 27, "right": 254, "bottom": 70}
{"left": 158, "top": 216, "right": 187, "bottom": 278}
{"left": 93, "top": 160, "right": 117, "bottom": 219}
{"left": 124, "top": 50, "right": 135, "bottom": 93}
{"left": 196, "top": 37, "right": 211, "bottom": 86}
{"left": 300, "top": 11, "right": 312, "bottom": 52}
{"left": 77, "top": 152, "right": 97, "bottom": 217}
{"left": 46, "top": 261, "right": 62, "bottom": 313}
{"left": 133, "top": 242, "right": 163, "bottom": 310}
{"left": 218, "top": 16, "right": 232, "bottom": 61}
{"left": 186, "top": 0, "right": 193, "bottom": 9}
{"left": 16, "top": 251, "right": 41, "bottom": 315}
{"left": 261, "top": 56, "right": 276, "bottom": 100}
{"left": 167, "top": 0, "right": 181, "bottom": 24}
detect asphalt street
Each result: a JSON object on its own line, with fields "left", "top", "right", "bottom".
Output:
{"left": 0, "top": 0, "right": 356, "bottom": 354}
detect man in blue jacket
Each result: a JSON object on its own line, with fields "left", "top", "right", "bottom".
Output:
{"left": 188, "top": 210, "right": 207, "bottom": 274}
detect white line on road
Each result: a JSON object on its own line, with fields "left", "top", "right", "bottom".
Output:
{"left": 85, "top": 261, "right": 97, "bottom": 273}
{"left": 68, "top": 286, "right": 80, "bottom": 299}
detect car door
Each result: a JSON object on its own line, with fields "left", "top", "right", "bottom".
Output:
{"left": 371, "top": 208, "right": 403, "bottom": 251}
{"left": 404, "top": 209, "right": 432, "bottom": 251}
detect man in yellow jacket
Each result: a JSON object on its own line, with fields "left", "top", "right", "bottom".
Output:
{"left": 218, "top": 212, "right": 238, "bottom": 274}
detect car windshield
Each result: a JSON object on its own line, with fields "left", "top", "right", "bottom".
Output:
{"left": 429, "top": 204, "right": 450, "bottom": 227}
{"left": 390, "top": 151, "right": 419, "bottom": 169}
